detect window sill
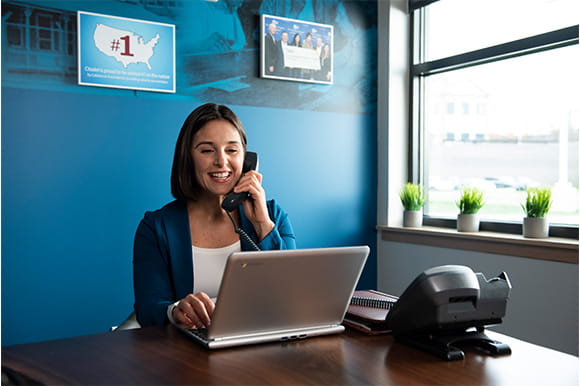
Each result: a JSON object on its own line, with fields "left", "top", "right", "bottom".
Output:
{"left": 377, "top": 225, "right": 578, "bottom": 264}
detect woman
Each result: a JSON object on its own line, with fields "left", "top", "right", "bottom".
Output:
{"left": 290, "top": 32, "right": 301, "bottom": 47}
{"left": 289, "top": 33, "right": 303, "bottom": 79}
{"left": 133, "top": 103, "right": 296, "bottom": 329}
{"left": 318, "top": 44, "right": 332, "bottom": 82}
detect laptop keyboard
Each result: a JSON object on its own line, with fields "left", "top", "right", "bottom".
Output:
{"left": 188, "top": 328, "right": 209, "bottom": 341}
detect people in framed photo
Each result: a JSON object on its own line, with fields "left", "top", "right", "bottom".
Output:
{"left": 261, "top": 14, "right": 333, "bottom": 85}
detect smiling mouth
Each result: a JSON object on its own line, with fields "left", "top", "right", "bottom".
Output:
{"left": 209, "top": 171, "right": 232, "bottom": 181}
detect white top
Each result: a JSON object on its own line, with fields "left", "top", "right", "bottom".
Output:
{"left": 192, "top": 241, "right": 241, "bottom": 298}
{"left": 167, "top": 241, "right": 241, "bottom": 324}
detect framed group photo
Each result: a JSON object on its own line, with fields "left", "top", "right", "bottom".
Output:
{"left": 261, "top": 14, "right": 333, "bottom": 85}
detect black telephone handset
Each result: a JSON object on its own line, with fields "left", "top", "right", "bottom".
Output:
{"left": 221, "top": 151, "right": 259, "bottom": 212}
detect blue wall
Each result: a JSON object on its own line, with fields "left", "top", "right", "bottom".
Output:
{"left": 2, "top": 0, "right": 377, "bottom": 345}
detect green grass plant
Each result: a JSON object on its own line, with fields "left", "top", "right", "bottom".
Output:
{"left": 400, "top": 183, "right": 426, "bottom": 211}
{"left": 522, "top": 187, "right": 552, "bottom": 218}
{"left": 456, "top": 187, "right": 485, "bottom": 214}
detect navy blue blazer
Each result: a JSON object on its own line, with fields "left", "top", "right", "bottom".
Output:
{"left": 133, "top": 199, "right": 296, "bottom": 326}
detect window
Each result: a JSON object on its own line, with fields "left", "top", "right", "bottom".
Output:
{"left": 411, "top": 0, "right": 579, "bottom": 236}
{"left": 31, "top": 12, "right": 59, "bottom": 51}
{"left": 447, "top": 102, "right": 454, "bottom": 114}
{"left": 4, "top": 4, "right": 25, "bottom": 48}
{"left": 2, "top": 3, "right": 77, "bottom": 76}
{"left": 7, "top": 25, "right": 23, "bottom": 47}
{"left": 3, "top": 7, "right": 55, "bottom": 51}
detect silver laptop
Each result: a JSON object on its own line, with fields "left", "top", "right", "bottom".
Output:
{"left": 178, "top": 246, "right": 369, "bottom": 349}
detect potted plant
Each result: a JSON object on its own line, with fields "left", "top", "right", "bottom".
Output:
{"left": 400, "top": 183, "right": 426, "bottom": 227}
{"left": 456, "top": 187, "right": 485, "bottom": 232}
{"left": 521, "top": 187, "right": 552, "bottom": 238}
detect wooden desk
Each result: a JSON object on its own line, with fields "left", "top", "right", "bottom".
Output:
{"left": 2, "top": 325, "right": 578, "bottom": 385}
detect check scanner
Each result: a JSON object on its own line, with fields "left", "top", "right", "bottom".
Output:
{"left": 385, "top": 265, "right": 512, "bottom": 360}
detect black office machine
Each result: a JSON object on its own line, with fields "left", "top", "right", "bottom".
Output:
{"left": 385, "top": 265, "right": 512, "bottom": 361}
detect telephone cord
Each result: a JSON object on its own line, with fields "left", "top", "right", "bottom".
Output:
{"left": 225, "top": 210, "right": 261, "bottom": 251}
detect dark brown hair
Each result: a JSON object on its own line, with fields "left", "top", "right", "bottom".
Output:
{"left": 170, "top": 103, "right": 247, "bottom": 202}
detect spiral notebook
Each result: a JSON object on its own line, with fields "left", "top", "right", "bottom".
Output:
{"left": 344, "top": 289, "right": 399, "bottom": 335}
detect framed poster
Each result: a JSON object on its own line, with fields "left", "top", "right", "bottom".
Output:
{"left": 78, "top": 11, "right": 175, "bottom": 93}
{"left": 261, "top": 14, "right": 333, "bottom": 85}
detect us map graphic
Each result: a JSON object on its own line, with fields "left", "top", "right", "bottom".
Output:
{"left": 78, "top": 11, "right": 174, "bottom": 93}
{"left": 93, "top": 23, "right": 160, "bottom": 70}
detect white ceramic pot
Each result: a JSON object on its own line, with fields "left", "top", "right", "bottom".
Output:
{"left": 457, "top": 213, "right": 480, "bottom": 232}
{"left": 523, "top": 217, "right": 549, "bottom": 238}
{"left": 403, "top": 210, "right": 423, "bottom": 227}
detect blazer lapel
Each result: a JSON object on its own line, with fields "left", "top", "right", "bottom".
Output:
{"left": 165, "top": 201, "right": 193, "bottom": 299}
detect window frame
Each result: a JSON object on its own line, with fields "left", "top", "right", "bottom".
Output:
{"left": 31, "top": 12, "right": 60, "bottom": 52}
{"left": 409, "top": 4, "right": 579, "bottom": 239}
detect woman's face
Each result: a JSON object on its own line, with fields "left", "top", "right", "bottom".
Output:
{"left": 191, "top": 119, "right": 244, "bottom": 198}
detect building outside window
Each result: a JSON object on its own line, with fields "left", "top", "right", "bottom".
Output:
{"left": 411, "top": 0, "right": 579, "bottom": 234}
{"left": 2, "top": 2, "right": 76, "bottom": 80}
